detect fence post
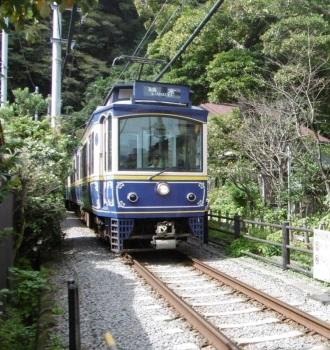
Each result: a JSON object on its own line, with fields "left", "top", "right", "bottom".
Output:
{"left": 68, "top": 279, "right": 81, "bottom": 350}
{"left": 282, "top": 222, "right": 290, "bottom": 270}
{"left": 304, "top": 231, "right": 310, "bottom": 244}
{"left": 234, "top": 215, "right": 241, "bottom": 238}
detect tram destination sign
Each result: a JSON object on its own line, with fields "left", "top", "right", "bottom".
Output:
{"left": 134, "top": 81, "right": 191, "bottom": 106}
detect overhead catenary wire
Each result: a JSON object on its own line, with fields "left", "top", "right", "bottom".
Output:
{"left": 130, "top": 1, "right": 185, "bottom": 80}
{"left": 118, "top": 0, "right": 170, "bottom": 80}
{"left": 62, "top": 5, "right": 78, "bottom": 79}
{"left": 62, "top": 6, "right": 86, "bottom": 86}
{"left": 157, "top": 2, "right": 183, "bottom": 37}
{"left": 154, "top": 0, "right": 225, "bottom": 82}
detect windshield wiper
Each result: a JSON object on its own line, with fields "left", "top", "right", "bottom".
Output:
{"left": 148, "top": 167, "right": 181, "bottom": 181}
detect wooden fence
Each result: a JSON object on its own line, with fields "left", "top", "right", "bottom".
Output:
{"left": 208, "top": 210, "right": 313, "bottom": 276}
{"left": 0, "top": 192, "right": 15, "bottom": 290}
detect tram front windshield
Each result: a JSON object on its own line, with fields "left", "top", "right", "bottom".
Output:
{"left": 119, "top": 115, "right": 202, "bottom": 171}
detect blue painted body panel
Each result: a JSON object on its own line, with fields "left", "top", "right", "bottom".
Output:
{"left": 69, "top": 179, "right": 207, "bottom": 219}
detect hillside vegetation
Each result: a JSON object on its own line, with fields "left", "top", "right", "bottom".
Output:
{"left": 131, "top": 0, "right": 330, "bottom": 223}
{"left": 2, "top": 0, "right": 330, "bottom": 224}
{"left": 0, "top": 1, "right": 329, "bottom": 347}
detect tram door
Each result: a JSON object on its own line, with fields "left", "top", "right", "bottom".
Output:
{"left": 100, "top": 116, "right": 112, "bottom": 208}
{"left": 98, "top": 116, "right": 106, "bottom": 209}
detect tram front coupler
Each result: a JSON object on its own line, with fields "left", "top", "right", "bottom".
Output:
{"left": 151, "top": 221, "right": 177, "bottom": 249}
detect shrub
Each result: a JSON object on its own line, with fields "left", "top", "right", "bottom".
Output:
{"left": 0, "top": 268, "right": 48, "bottom": 350}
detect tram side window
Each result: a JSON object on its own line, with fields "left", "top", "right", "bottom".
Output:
{"left": 76, "top": 154, "right": 80, "bottom": 180}
{"left": 92, "top": 133, "right": 94, "bottom": 173}
{"left": 88, "top": 133, "right": 94, "bottom": 175}
{"left": 81, "top": 144, "right": 87, "bottom": 178}
{"left": 70, "top": 160, "right": 75, "bottom": 184}
{"left": 100, "top": 117, "right": 106, "bottom": 172}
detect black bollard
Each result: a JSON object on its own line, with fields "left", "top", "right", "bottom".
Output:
{"left": 203, "top": 211, "right": 209, "bottom": 244}
{"left": 68, "top": 279, "right": 81, "bottom": 350}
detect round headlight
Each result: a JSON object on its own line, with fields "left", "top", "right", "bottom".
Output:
{"left": 156, "top": 182, "right": 170, "bottom": 196}
{"left": 127, "top": 192, "right": 139, "bottom": 203}
{"left": 187, "top": 192, "right": 197, "bottom": 202}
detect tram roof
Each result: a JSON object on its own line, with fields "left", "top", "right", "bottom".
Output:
{"left": 78, "top": 81, "right": 208, "bottom": 145}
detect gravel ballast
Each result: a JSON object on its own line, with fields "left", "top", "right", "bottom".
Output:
{"left": 179, "top": 240, "right": 330, "bottom": 324}
{"left": 48, "top": 212, "right": 330, "bottom": 349}
{"left": 49, "top": 213, "right": 210, "bottom": 350}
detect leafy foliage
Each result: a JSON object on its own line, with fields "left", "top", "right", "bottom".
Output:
{"left": 0, "top": 89, "right": 71, "bottom": 260}
{"left": 0, "top": 268, "right": 48, "bottom": 350}
{"left": 2, "top": 0, "right": 330, "bottom": 231}
{"left": 206, "top": 49, "right": 264, "bottom": 102}
{"left": 6, "top": 1, "right": 144, "bottom": 111}
{"left": 0, "top": 0, "right": 97, "bottom": 29}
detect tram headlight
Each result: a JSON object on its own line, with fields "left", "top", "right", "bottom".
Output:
{"left": 156, "top": 182, "right": 170, "bottom": 196}
{"left": 187, "top": 192, "right": 197, "bottom": 202}
{"left": 127, "top": 192, "right": 139, "bottom": 203}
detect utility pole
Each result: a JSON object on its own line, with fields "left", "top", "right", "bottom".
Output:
{"left": 1, "top": 18, "right": 9, "bottom": 107}
{"left": 51, "top": 2, "right": 62, "bottom": 128}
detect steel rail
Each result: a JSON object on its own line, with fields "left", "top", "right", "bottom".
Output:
{"left": 130, "top": 257, "right": 240, "bottom": 350}
{"left": 189, "top": 257, "right": 330, "bottom": 339}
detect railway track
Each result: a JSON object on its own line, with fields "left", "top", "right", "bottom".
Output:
{"left": 125, "top": 251, "right": 330, "bottom": 350}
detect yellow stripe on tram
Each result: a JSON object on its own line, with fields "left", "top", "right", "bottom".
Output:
{"left": 70, "top": 175, "right": 207, "bottom": 187}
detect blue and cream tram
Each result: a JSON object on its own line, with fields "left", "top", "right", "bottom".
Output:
{"left": 66, "top": 81, "right": 208, "bottom": 252}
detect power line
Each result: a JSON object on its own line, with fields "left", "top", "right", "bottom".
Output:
{"left": 62, "top": 7, "right": 85, "bottom": 85}
{"left": 131, "top": 2, "right": 184, "bottom": 80}
{"left": 158, "top": 2, "right": 183, "bottom": 37}
{"left": 62, "top": 5, "right": 78, "bottom": 79}
{"left": 118, "top": 0, "right": 170, "bottom": 80}
{"left": 154, "top": 0, "right": 225, "bottom": 81}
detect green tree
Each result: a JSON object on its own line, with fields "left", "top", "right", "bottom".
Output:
{"left": 0, "top": 89, "right": 71, "bottom": 260}
{"left": 206, "top": 49, "right": 264, "bottom": 102}
{"left": 0, "top": 0, "right": 96, "bottom": 29}
{"left": 6, "top": 0, "right": 144, "bottom": 111}
{"left": 62, "top": 0, "right": 144, "bottom": 109}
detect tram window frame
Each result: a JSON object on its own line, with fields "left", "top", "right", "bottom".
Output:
{"left": 70, "top": 159, "right": 75, "bottom": 184}
{"left": 107, "top": 117, "right": 112, "bottom": 171}
{"left": 81, "top": 144, "right": 87, "bottom": 178}
{"left": 88, "top": 133, "right": 94, "bottom": 175}
{"left": 118, "top": 115, "right": 203, "bottom": 171}
{"left": 76, "top": 154, "right": 80, "bottom": 180}
{"left": 100, "top": 116, "right": 106, "bottom": 174}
